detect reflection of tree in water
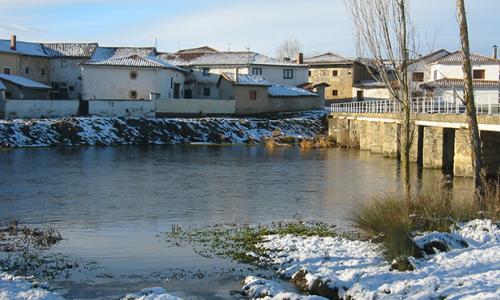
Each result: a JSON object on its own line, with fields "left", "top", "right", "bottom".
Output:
{"left": 0, "top": 221, "right": 100, "bottom": 280}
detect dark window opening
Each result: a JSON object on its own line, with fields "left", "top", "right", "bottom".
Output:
{"left": 130, "top": 90, "right": 137, "bottom": 99}
{"left": 3, "top": 68, "right": 10, "bottom": 75}
{"left": 25, "top": 67, "right": 29, "bottom": 74}
{"left": 69, "top": 86, "right": 74, "bottom": 91}
{"left": 283, "top": 69, "right": 294, "bottom": 79}
{"left": 308, "top": 70, "right": 311, "bottom": 76}
{"left": 185, "top": 89, "right": 192, "bottom": 99}
{"left": 473, "top": 69, "right": 485, "bottom": 79}
{"left": 332, "top": 70, "right": 338, "bottom": 76}
{"left": 41, "top": 69, "right": 46, "bottom": 76}
{"left": 249, "top": 90, "right": 257, "bottom": 100}
{"left": 252, "top": 68, "right": 262, "bottom": 75}
{"left": 203, "top": 87, "right": 211, "bottom": 96}
{"left": 173, "top": 83, "right": 180, "bottom": 99}
{"left": 202, "top": 68, "right": 210, "bottom": 77}
{"left": 130, "top": 71, "right": 138, "bottom": 79}
{"left": 357, "top": 90, "right": 364, "bottom": 101}
{"left": 412, "top": 72, "right": 424, "bottom": 82}
{"left": 332, "top": 90, "right": 338, "bottom": 96}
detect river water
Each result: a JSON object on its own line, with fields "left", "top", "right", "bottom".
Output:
{"left": 0, "top": 145, "right": 473, "bottom": 299}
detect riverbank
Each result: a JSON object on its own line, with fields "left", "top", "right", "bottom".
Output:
{"left": 240, "top": 219, "right": 500, "bottom": 299}
{"left": 0, "top": 111, "right": 327, "bottom": 148}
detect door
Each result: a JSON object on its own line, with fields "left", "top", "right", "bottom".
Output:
{"left": 173, "top": 83, "right": 180, "bottom": 99}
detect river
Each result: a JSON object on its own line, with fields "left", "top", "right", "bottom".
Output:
{"left": 0, "top": 145, "right": 473, "bottom": 299}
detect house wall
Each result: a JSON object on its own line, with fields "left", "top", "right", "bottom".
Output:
{"left": 0, "top": 98, "right": 78, "bottom": 119}
{"left": 156, "top": 98, "right": 236, "bottom": 116}
{"left": 49, "top": 58, "right": 85, "bottom": 99}
{"left": 352, "top": 87, "right": 392, "bottom": 101}
{"left": 81, "top": 66, "right": 185, "bottom": 100}
{"left": 431, "top": 63, "right": 500, "bottom": 81}
{"left": 89, "top": 99, "right": 155, "bottom": 117}
{"left": 432, "top": 88, "right": 499, "bottom": 105}
{"left": 0, "top": 53, "right": 50, "bottom": 84}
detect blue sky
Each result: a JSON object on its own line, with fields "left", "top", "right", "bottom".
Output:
{"left": 0, "top": 0, "right": 498, "bottom": 58}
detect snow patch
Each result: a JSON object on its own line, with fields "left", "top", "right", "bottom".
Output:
{"left": 121, "top": 287, "right": 182, "bottom": 300}
{"left": 0, "top": 272, "right": 63, "bottom": 300}
{"left": 243, "top": 276, "right": 327, "bottom": 300}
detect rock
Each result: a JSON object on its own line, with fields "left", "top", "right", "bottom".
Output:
{"left": 291, "top": 269, "right": 341, "bottom": 300}
{"left": 390, "top": 257, "right": 415, "bottom": 271}
{"left": 422, "top": 240, "right": 449, "bottom": 255}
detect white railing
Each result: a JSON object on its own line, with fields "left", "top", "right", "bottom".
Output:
{"left": 330, "top": 97, "right": 500, "bottom": 116}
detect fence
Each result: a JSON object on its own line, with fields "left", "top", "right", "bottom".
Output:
{"left": 330, "top": 97, "right": 500, "bottom": 116}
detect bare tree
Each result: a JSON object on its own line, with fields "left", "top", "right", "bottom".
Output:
{"left": 456, "top": 0, "right": 485, "bottom": 205}
{"left": 276, "top": 38, "right": 303, "bottom": 60}
{"left": 346, "top": 0, "right": 417, "bottom": 200}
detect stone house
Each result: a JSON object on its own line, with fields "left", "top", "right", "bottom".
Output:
{"left": 304, "top": 52, "right": 373, "bottom": 103}
{"left": 0, "top": 35, "right": 50, "bottom": 84}
{"left": 217, "top": 72, "right": 323, "bottom": 115}
{"left": 80, "top": 55, "right": 186, "bottom": 101}
{"left": 41, "top": 42, "right": 98, "bottom": 99}
{"left": 421, "top": 49, "right": 500, "bottom": 104}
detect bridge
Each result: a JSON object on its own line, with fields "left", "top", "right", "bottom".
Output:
{"left": 328, "top": 98, "right": 500, "bottom": 177}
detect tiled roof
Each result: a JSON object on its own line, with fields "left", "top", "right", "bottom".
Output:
{"left": 42, "top": 43, "right": 98, "bottom": 58}
{"left": 0, "top": 73, "right": 51, "bottom": 89}
{"left": 176, "top": 46, "right": 218, "bottom": 54}
{"left": 220, "top": 72, "right": 271, "bottom": 86}
{"left": 421, "top": 78, "right": 500, "bottom": 89}
{"left": 304, "top": 52, "right": 352, "bottom": 64}
{"left": 155, "top": 52, "right": 190, "bottom": 66}
{"left": 0, "top": 39, "right": 47, "bottom": 57}
{"left": 82, "top": 55, "right": 185, "bottom": 71}
{"left": 353, "top": 80, "right": 388, "bottom": 88}
{"left": 90, "top": 47, "right": 157, "bottom": 61}
{"left": 433, "top": 50, "right": 500, "bottom": 64}
{"left": 177, "top": 51, "right": 303, "bottom": 67}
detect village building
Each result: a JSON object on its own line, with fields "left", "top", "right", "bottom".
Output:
{"left": 421, "top": 49, "right": 500, "bottom": 105}
{"left": 304, "top": 52, "right": 373, "bottom": 103}
{"left": 0, "top": 73, "right": 51, "bottom": 99}
{"left": 217, "top": 72, "right": 323, "bottom": 114}
{"left": 80, "top": 54, "right": 186, "bottom": 101}
{"left": 157, "top": 47, "right": 309, "bottom": 100}
{"left": 407, "top": 49, "right": 450, "bottom": 96}
{"left": 0, "top": 35, "right": 50, "bottom": 84}
{"left": 41, "top": 42, "right": 98, "bottom": 99}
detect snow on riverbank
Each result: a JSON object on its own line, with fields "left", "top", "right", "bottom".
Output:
{"left": 245, "top": 219, "right": 500, "bottom": 299}
{"left": 0, "top": 111, "right": 327, "bottom": 148}
{"left": 0, "top": 273, "right": 63, "bottom": 300}
{"left": 122, "top": 287, "right": 182, "bottom": 300}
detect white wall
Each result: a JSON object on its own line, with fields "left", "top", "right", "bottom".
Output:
{"left": 431, "top": 63, "right": 500, "bottom": 81}
{"left": 89, "top": 100, "right": 155, "bottom": 117}
{"left": 156, "top": 98, "right": 235, "bottom": 115}
{"left": 0, "top": 99, "right": 78, "bottom": 119}
{"left": 352, "top": 87, "right": 392, "bottom": 101}
{"left": 81, "top": 66, "right": 185, "bottom": 101}
{"left": 50, "top": 58, "right": 85, "bottom": 99}
{"left": 433, "top": 88, "right": 499, "bottom": 105}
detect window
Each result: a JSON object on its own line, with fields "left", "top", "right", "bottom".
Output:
{"left": 473, "top": 69, "right": 485, "bottom": 79}
{"left": 332, "top": 90, "right": 338, "bottom": 96}
{"left": 61, "top": 60, "right": 67, "bottom": 68}
{"left": 332, "top": 70, "right": 338, "bottom": 77}
{"left": 252, "top": 67, "right": 262, "bottom": 75}
{"left": 25, "top": 67, "right": 29, "bottom": 74}
{"left": 412, "top": 72, "right": 424, "bottom": 82}
{"left": 249, "top": 90, "right": 257, "bottom": 100}
{"left": 283, "top": 69, "right": 294, "bottom": 79}
{"left": 203, "top": 87, "right": 211, "bottom": 96}
{"left": 320, "top": 70, "right": 328, "bottom": 76}
{"left": 185, "top": 89, "right": 192, "bottom": 99}
{"left": 69, "top": 86, "right": 74, "bottom": 91}
{"left": 130, "top": 90, "right": 137, "bottom": 99}
{"left": 202, "top": 67, "right": 210, "bottom": 77}
{"left": 3, "top": 67, "right": 10, "bottom": 74}
{"left": 357, "top": 90, "right": 364, "bottom": 101}
{"left": 308, "top": 70, "right": 311, "bottom": 76}
{"left": 130, "top": 71, "right": 138, "bottom": 79}
{"left": 41, "top": 69, "right": 46, "bottom": 76}
{"left": 173, "top": 83, "right": 180, "bottom": 99}
{"left": 170, "top": 78, "right": 173, "bottom": 88}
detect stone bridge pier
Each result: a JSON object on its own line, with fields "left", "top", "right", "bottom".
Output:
{"left": 329, "top": 113, "right": 500, "bottom": 178}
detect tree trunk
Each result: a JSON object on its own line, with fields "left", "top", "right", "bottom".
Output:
{"left": 400, "top": 104, "right": 411, "bottom": 200}
{"left": 456, "top": 0, "right": 485, "bottom": 207}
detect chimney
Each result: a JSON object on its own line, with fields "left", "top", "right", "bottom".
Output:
{"left": 493, "top": 45, "right": 498, "bottom": 59}
{"left": 296, "top": 52, "right": 304, "bottom": 64}
{"left": 234, "top": 68, "right": 239, "bottom": 83}
{"left": 10, "top": 34, "right": 16, "bottom": 51}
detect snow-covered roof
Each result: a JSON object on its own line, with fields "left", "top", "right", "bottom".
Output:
{"left": 177, "top": 51, "right": 304, "bottom": 67}
{"left": 421, "top": 78, "right": 500, "bottom": 89}
{"left": 433, "top": 50, "right": 500, "bottom": 65}
{"left": 176, "top": 46, "right": 218, "bottom": 54}
{"left": 0, "top": 39, "right": 47, "bottom": 57}
{"left": 268, "top": 85, "right": 318, "bottom": 97}
{"left": 353, "top": 80, "right": 388, "bottom": 89}
{"left": 90, "top": 47, "right": 156, "bottom": 61}
{"left": 0, "top": 73, "right": 51, "bottom": 89}
{"left": 42, "top": 43, "right": 98, "bottom": 58}
{"left": 411, "top": 49, "right": 449, "bottom": 64}
{"left": 155, "top": 52, "right": 190, "bottom": 66}
{"left": 82, "top": 55, "right": 185, "bottom": 72}
{"left": 220, "top": 73, "right": 271, "bottom": 86}
{"left": 304, "top": 52, "right": 353, "bottom": 65}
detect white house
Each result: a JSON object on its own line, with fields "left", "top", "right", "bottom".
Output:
{"left": 408, "top": 49, "right": 450, "bottom": 96}
{"left": 42, "top": 42, "right": 98, "bottom": 99}
{"left": 421, "top": 50, "right": 500, "bottom": 104}
{"left": 81, "top": 55, "right": 186, "bottom": 101}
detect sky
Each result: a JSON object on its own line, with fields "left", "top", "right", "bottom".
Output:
{"left": 0, "top": 0, "right": 498, "bottom": 58}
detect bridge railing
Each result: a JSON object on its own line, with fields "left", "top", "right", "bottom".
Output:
{"left": 330, "top": 97, "right": 500, "bottom": 116}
